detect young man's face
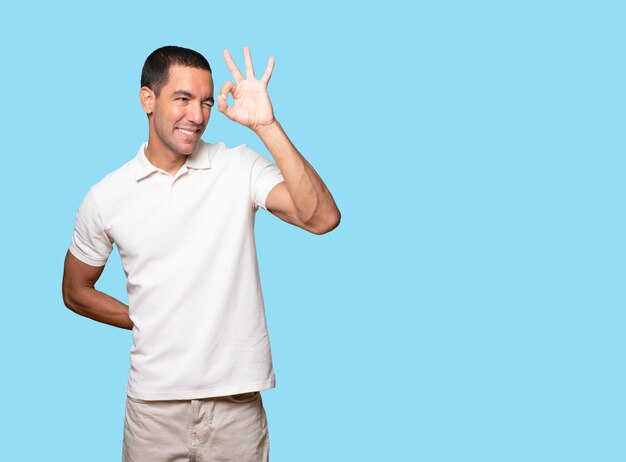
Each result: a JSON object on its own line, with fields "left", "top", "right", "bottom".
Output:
{"left": 147, "top": 65, "right": 215, "bottom": 157}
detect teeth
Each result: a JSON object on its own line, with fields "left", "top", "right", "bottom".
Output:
{"left": 178, "top": 128, "right": 195, "bottom": 136}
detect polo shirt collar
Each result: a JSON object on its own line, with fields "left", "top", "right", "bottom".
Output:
{"left": 132, "top": 140, "right": 212, "bottom": 181}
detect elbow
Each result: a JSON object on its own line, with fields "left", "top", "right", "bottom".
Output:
{"left": 62, "top": 284, "right": 75, "bottom": 311}
{"left": 308, "top": 210, "right": 341, "bottom": 235}
{"left": 62, "top": 279, "right": 81, "bottom": 312}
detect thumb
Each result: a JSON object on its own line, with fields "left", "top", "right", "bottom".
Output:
{"left": 218, "top": 81, "right": 236, "bottom": 120}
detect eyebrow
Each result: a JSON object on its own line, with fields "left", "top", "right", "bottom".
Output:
{"left": 172, "top": 90, "right": 214, "bottom": 105}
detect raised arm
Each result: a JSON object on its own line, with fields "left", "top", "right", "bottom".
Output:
{"left": 218, "top": 47, "right": 340, "bottom": 235}
{"left": 62, "top": 251, "right": 133, "bottom": 330}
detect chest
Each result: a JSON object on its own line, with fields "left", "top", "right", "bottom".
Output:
{"left": 104, "top": 170, "right": 252, "bottom": 259}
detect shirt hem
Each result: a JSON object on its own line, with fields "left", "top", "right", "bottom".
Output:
{"left": 68, "top": 245, "right": 108, "bottom": 267}
{"left": 258, "top": 177, "right": 285, "bottom": 210}
{"left": 125, "top": 378, "right": 276, "bottom": 401}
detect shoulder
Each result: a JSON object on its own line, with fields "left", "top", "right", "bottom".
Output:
{"left": 205, "top": 140, "right": 265, "bottom": 169}
{"left": 78, "top": 151, "right": 138, "bottom": 215}
{"left": 206, "top": 140, "right": 249, "bottom": 159}
{"left": 90, "top": 159, "right": 134, "bottom": 199}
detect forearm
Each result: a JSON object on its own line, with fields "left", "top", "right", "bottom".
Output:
{"left": 64, "top": 286, "right": 133, "bottom": 330}
{"left": 255, "top": 120, "right": 340, "bottom": 229}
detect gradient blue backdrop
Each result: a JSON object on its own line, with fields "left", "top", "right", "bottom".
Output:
{"left": 0, "top": 1, "right": 624, "bottom": 461}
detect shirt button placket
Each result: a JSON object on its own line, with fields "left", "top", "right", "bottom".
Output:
{"left": 169, "top": 179, "right": 177, "bottom": 213}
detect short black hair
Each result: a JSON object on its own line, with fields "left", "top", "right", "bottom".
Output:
{"left": 141, "top": 46, "right": 212, "bottom": 96}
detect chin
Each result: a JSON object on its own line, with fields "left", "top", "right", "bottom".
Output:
{"left": 178, "top": 142, "right": 199, "bottom": 156}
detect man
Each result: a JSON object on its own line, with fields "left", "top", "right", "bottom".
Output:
{"left": 62, "top": 45, "right": 340, "bottom": 461}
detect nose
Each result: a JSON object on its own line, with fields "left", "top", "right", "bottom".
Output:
{"left": 188, "top": 102, "right": 204, "bottom": 125}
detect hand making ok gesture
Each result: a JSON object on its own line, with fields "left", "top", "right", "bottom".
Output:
{"left": 218, "top": 46, "right": 276, "bottom": 132}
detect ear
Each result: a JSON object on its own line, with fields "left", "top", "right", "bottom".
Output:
{"left": 139, "top": 86, "right": 155, "bottom": 115}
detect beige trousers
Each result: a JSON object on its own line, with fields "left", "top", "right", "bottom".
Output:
{"left": 122, "top": 391, "right": 269, "bottom": 462}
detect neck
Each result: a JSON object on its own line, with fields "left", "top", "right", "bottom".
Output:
{"left": 144, "top": 137, "right": 187, "bottom": 177}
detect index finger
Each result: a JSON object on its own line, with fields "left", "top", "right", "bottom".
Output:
{"left": 223, "top": 49, "right": 244, "bottom": 83}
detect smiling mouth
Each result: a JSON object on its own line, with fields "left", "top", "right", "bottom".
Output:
{"left": 177, "top": 127, "right": 201, "bottom": 136}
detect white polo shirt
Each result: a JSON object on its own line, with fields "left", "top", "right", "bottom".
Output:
{"left": 69, "top": 140, "right": 284, "bottom": 400}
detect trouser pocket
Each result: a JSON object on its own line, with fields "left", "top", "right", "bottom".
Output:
{"left": 126, "top": 395, "right": 153, "bottom": 404}
{"left": 222, "top": 391, "right": 260, "bottom": 403}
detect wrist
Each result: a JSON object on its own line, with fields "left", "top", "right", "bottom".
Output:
{"left": 253, "top": 119, "right": 281, "bottom": 139}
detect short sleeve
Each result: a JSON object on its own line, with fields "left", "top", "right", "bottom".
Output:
{"left": 68, "top": 187, "right": 113, "bottom": 267}
{"left": 248, "top": 148, "right": 285, "bottom": 211}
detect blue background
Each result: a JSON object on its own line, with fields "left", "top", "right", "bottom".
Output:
{"left": 1, "top": 1, "right": 624, "bottom": 460}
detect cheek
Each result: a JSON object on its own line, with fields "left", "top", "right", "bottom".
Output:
{"left": 170, "top": 107, "right": 187, "bottom": 123}
{"left": 155, "top": 107, "right": 186, "bottom": 129}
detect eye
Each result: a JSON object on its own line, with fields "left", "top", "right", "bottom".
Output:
{"left": 176, "top": 97, "right": 189, "bottom": 102}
